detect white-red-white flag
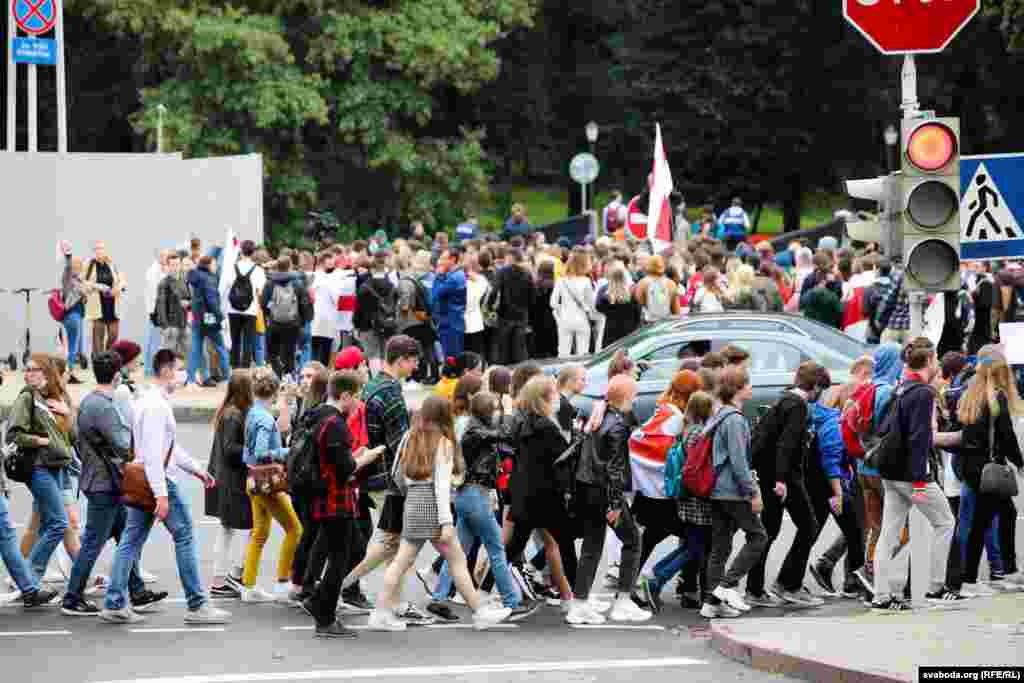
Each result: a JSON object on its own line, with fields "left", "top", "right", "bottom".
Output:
{"left": 648, "top": 123, "right": 674, "bottom": 254}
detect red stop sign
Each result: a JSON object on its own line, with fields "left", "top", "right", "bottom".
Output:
{"left": 844, "top": 0, "right": 979, "bottom": 54}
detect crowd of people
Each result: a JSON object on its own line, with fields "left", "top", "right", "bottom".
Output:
{"left": 1, "top": 209, "right": 1022, "bottom": 639}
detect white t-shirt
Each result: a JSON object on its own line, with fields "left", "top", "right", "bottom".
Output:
{"left": 464, "top": 275, "right": 489, "bottom": 334}
{"left": 222, "top": 258, "right": 266, "bottom": 317}
{"left": 312, "top": 269, "right": 344, "bottom": 339}
{"left": 144, "top": 261, "right": 164, "bottom": 315}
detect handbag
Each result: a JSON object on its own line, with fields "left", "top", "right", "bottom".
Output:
{"left": 563, "top": 279, "right": 599, "bottom": 324}
{"left": 979, "top": 413, "right": 1019, "bottom": 498}
{"left": 120, "top": 440, "right": 175, "bottom": 512}
{"left": 246, "top": 462, "right": 288, "bottom": 496}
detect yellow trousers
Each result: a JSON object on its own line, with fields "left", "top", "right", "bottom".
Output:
{"left": 242, "top": 491, "right": 302, "bottom": 587}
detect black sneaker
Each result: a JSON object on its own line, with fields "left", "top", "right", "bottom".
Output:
{"left": 507, "top": 599, "right": 542, "bottom": 622}
{"left": 647, "top": 581, "right": 665, "bottom": 615}
{"left": 61, "top": 596, "right": 100, "bottom": 616}
{"left": 131, "top": 590, "right": 169, "bottom": 610}
{"left": 23, "top": 589, "right": 59, "bottom": 609}
{"left": 808, "top": 564, "right": 836, "bottom": 595}
{"left": 869, "top": 597, "right": 912, "bottom": 612}
{"left": 340, "top": 589, "right": 374, "bottom": 614}
{"left": 426, "top": 601, "right": 460, "bottom": 622}
{"left": 315, "top": 620, "right": 358, "bottom": 639}
{"left": 210, "top": 583, "right": 241, "bottom": 599}
{"left": 225, "top": 574, "right": 244, "bottom": 592}
{"left": 925, "top": 588, "right": 968, "bottom": 603}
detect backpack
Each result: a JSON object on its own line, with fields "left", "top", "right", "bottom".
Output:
{"left": 367, "top": 280, "right": 399, "bottom": 338}
{"left": 228, "top": 264, "right": 254, "bottom": 311}
{"left": 681, "top": 414, "right": 735, "bottom": 498}
{"left": 48, "top": 289, "right": 66, "bottom": 323}
{"left": 402, "top": 276, "right": 432, "bottom": 323}
{"left": 645, "top": 278, "right": 672, "bottom": 321}
{"left": 269, "top": 282, "right": 300, "bottom": 326}
{"left": 286, "top": 410, "right": 328, "bottom": 495}
{"left": 2, "top": 391, "right": 37, "bottom": 484}
{"left": 840, "top": 383, "right": 878, "bottom": 459}
{"left": 663, "top": 430, "right": 689, "bottom": 498}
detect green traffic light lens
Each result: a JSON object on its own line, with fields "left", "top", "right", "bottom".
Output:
{"left": 908, "top": 239, "right": 959, "bottom": 288}
{"left": 907, "top": 181, "right": 958, "bottom": 229}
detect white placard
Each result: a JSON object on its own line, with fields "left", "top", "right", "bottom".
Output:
{"left": 999, "top": 323, "right": 1024, "bottom": 365}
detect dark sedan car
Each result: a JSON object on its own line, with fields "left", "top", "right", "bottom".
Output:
{"left": 559, "top": 313, "right": 870, "bottom": 424}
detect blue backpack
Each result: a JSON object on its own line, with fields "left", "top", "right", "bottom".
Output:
{"left": 664, "top": 426, "right": 698, "bottom": 498}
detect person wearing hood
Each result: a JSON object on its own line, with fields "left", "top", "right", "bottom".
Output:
{"left": 186, "top": 256, "right": 230, "bottom": 388}
{"left": 701, "top": 366, "right": 768, "bottom": 618}
{"left": 260, "top": 259, "right": 311, "bottom": 380}
{"left": 432, "top": 246, "right": 468, "bottom": 359}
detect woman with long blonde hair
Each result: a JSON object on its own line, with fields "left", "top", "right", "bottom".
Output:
{"left": 369, "top": 396, "right": 511, "bottom": 631}
{"left": 956, "top": 346, "right": 1024, "bottom": 593}
{"left": 550, "top": 249, "right": 596, "bottom": 357}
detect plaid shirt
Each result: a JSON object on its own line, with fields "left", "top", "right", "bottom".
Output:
{"left": 675, "top": 425, "right": 712, "bottom": 526}
{"left": 312, "top": 409, "right": 360, "bottom": 521}
{"left": 363, "top": 371, "right": 409, "bottom": 494}
{"left": 877, "top": 270, "right": 910, "bottom": 332}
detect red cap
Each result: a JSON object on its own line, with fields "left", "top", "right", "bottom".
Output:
{"left": 334, "top": 346, "right": 365, "bottom": 371}
{"left": 111, "top": 340, "right": 142, "bottom": 366}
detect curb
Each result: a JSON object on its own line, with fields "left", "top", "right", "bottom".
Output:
{"left": 709, "top": 622, "right": 911, "bottom": 683}
{"left": 0, "top": 403, "right": 216, "bottom": 424}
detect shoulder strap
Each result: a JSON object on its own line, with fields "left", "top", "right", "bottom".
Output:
{"left": 164, "top": 439, "right": 175, "bottom": 471}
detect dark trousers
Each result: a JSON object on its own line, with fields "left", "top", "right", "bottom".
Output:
{"left": 706, "top": 499, "right": 768, "bottom": 602}
{"left": 962, "top": 487, "right": 1017, "bottom": 584}
{"left": 947, "top": 496, "right": 964, "bottom": 590}
{"left": 807, "top": 480, "right": 866, "bottom": 584}
{"left": 309, "top": 518, "right": 356, "bottom": 627}
{"left": 748, "top": 480, "right": 819, "bottom": 595}
{"left": 527, "top": 528, "right": 579, "bottom": 591}
{"left": 228, "top": 314, "right": 257, "bottom": 368}
{"left": 495, "top": 322, "right": 529, "bottom": 366}
{"left": 291, "top": 494, "right": 325, "bottom": 588}
{"left": 634, "top": 496, "right": 687, "bottom": 572}
{"left": 267, "top": 323, "right": 300, "bottom": 377}
{"left": 403, "top": 323, "right": 437, "bottom": 383}
{"left": 311, "top": 336, "right": 333, "bottom": 367}
{"left": 574, "top": 483, "right": 641, "bottom": 600}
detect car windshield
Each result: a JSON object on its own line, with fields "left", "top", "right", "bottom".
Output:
{"left": 584, "top": 319, "right": 679, "bottom": 367}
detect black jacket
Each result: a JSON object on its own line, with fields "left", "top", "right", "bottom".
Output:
{"left": 205, "top": 406, "right": 253, "bottom": 530}
{"left": 509, "top": 412, "right": 567, "bottom": 524}
{"left": 752, "top": 391, "right": 811, "bottom": 486}
{"left": 576, "top": 407, "right": 636, "bottom": 511}
{"left": 595, "top": 288, "right": 642, "bottom": 347}
{"left": 887, "top": 380, "right": 936, "bottom": 483}
{"left": 354, "top": 275, "right": 396, "bottom": 332}
{"left": 461, "top": 416, "right": 502, "bottom": 490}
{"left": 958, "top": 392, "right": 1024, "bottom": 491}
{"left": 557, "top": 394, "right": 579, "bottom": 435}
{"left": 495, "top": 264, "right": 534, "bottom": 325}
{"left": 156, "top": 274, "right": 190, "bottom": 329}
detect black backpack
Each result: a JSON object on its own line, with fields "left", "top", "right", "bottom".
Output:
{"left": 367, "top": 280, "right": 399, "bottom": 338}
{"left": 286, "top": 409, "right": 328, "bottom": 495}
{"left": 2, "top": 390, "right": 37, "bottom": 484}
{"left": 228, "top": 264, "right": 254, "bottom": 312}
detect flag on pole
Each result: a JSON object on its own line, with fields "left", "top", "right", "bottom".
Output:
{"left": 218, "top": 227, "right": 240, "bottom": 348}
{"left": 648, "top": 123, "right": 674, "bottom": 254}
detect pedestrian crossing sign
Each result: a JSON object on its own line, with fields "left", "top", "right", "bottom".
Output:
{"left": 960, "top": 153, "right": 1024, "bottom": 261}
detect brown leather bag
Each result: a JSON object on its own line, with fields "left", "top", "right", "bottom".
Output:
{"left": 119, "top": 440, "right": 175, "bottom": 512}
{"left": 246, "top": 462, "right": 288, "bottom": 496}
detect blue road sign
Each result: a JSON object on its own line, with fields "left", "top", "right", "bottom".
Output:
{"left": 960, "top": 153, "right": 1024, "bottom": 261}
{"left": 12, "top": 0, "right": 56, "bottom": 36}
{"left": 12, "top": 37, "right": 55, "bottom": 65}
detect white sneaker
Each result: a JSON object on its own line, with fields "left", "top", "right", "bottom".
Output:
{"left": 368, "top": 608, "right": 407, "bottom": 631}
{"left": 559, "top": 598, "right": 573, "bottom": 613}
{"left": 452, "top": 593, "right": 467, "bottom": 606}
{"left": 961, "top": 582, "right": 996, "bottom": 598}
{"left": 565, "top": 601, "right": 606, "bottom": 625}
{"left": 712, "top": 585, "right": 752, "bottom": 612}
{"left": 610, "top": 597, "right": 653, "bottom": 622}
{"left": 473, "top": 604, "right": 511, "bottom": 630}
{"left": 0, "top": 590, "right": 23, "bottom": 605}
{"left": 700, "top": 602, "right": 741, "bottom": 619}
{"left": 1001, "top": 572, "right": 1024, "bottom": 585}
{"left": 588, "top": 598, "right": 611, "bottom": 613}
{"left": 185, "top": 604, "right": 232, "bottom": 624}
{"left": 99, "top": 607, "right": 145, "bottom": 624}
{"left": 604, "top": 563, "right": 620, "bottom": 580}
{"left": 241, "top": 587, "right": 275, "bottom": 604}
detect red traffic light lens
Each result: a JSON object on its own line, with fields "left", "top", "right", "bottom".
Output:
{"left": 907, "top": 123, "right": 957, "bottom": 172}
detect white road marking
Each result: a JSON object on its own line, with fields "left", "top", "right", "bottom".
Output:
{"left": 91, "top": 657, "right": 707, "bottom": 683}
{"left": 280, "top": 623, "right": 519, "bottom": 632}
{"left": 128, "top": 627, "right": 227, "bottom": 634}
{"left": 569, "top": 624, "right": 666, "bottom": 631}
{"left": 162, "top": 598, "right": 237, "bottom": 604}
{"left": 0, "top": 630, "right": 72, "bottom": 636}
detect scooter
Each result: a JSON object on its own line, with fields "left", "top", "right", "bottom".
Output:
{"left": 9, "top": 287, "right": 39, "bottom": 369}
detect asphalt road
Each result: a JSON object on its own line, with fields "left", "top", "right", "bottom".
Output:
{"left": 1, "top": 422, "right": 1019, "bottom": 683}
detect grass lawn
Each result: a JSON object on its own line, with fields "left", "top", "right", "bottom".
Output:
{"left": 484, "top": 184, "right": 844, "bottom": 235}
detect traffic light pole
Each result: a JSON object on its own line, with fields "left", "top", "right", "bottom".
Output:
{"left": 901, "top": 54, "right": 932, "bottom": 340}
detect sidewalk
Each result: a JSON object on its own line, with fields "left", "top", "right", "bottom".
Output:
{"left": 0, "top": 370, "right": 432, "bottom": 423}
{"left": 710, "top": 593, "right": 1024, "bottom": 683}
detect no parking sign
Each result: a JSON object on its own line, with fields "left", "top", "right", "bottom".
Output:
{"left": 13, "top": 0, "right": 56, "bottom": 36}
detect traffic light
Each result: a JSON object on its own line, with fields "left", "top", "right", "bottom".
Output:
{"left": 901, "top": 117, "right": 961, "bottom": 291}
{"left": 844, "top": 175, "right": 899, "bottom": 257}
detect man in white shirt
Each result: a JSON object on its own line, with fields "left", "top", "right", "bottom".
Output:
{"left": 99, "top": 349, "right": 230, "bottom": 625}
{"left": 143, "top": 250, "right": 172, "bottom": 377}
{"left": 310, "top": 253, "right": 344, "bottom": 366}
{"left": 220, "top": 240, "right": 266, "bottom": 369}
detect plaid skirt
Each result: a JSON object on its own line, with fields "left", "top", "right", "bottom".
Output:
{"left": 402, "top": 482, "right": 441, "bottom": 541}
{"left": 677, "top": 494, "right": 712, "bottom": 527}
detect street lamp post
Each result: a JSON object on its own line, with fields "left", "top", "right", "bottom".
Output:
{"left": 585, "top": 121, "right": 599, "bottom": 212}
{"left": 884, "top": 124, "right": 898, "bottom": 173}
{"left": 156, "top": 104, "right": 168, "bottom": 153}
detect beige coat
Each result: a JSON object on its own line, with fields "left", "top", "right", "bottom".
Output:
{"left": 83, "top": 258, "right": 125, "bottom": 321}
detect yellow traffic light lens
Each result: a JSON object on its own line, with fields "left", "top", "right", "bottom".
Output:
{"left": 907, "top": 123, "right": 957, "bottom": 172}
{"left": 908, "top": 239, "right": 959, "bottom": 288}
{"left": 907, "top": 180, "right": 958, "bottom": 229}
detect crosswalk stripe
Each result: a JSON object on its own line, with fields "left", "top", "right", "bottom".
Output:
{"left": 0, "top": 630, "right": 72, "bottom": 636}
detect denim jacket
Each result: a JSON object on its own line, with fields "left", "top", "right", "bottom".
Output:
{"left": 243, "top": 401, "right": 288, "bottom": 466}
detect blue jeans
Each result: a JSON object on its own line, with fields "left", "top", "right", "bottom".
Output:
{"left": 104, "top": 480, "right": 206, "bottom": 611}
{"left": 143, "top": 316, "right": 162, "bottom": 377}
{"left": 433, "top": 485, "right": 520, "bottom": 608}
{"left": 66, "top": 493, "right": 145, "bottom": 601}
{"left": 0, "top": 493, "right": 39, "bottom": 594}
{"left": 650, "top": 524, "right": 711, "bottom": 590}
{"left": 187, "top": 322, "right": 230, "bottom": 385}
{"left": 63, "top": 310, "right": 83, "bottom": 370}
{"left": 27, "top": 467, "right": 69, "bottom": 579}
{"left": 255, "top": 333, "right": 266, "bottom": 367}
{"left": 299, "top": 321, "right": 312, "bottom": 368}
{"left": 958, "top": 483, "right": 1002, "bottom": 573}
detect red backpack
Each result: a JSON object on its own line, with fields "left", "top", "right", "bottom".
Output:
{"left": 681, "top": 414, "right": 737, "bottom": 497}
{"left": 48, "top": 290, "right": 66, "bottom": 323}
{"left": 840, "top": 383, "right": 877, "bottom": 459}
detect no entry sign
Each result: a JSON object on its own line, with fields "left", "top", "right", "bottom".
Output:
{"left": 13, "top": 0, "right": 57, "bottom": 36}
{"left": 844, "top": 0, "right": 979, "bottom": 54}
